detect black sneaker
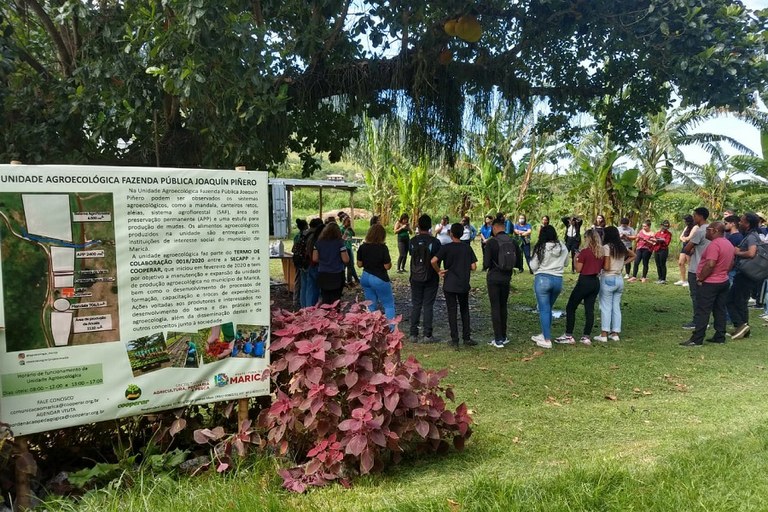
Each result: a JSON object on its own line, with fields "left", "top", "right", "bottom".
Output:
{"left": 448, "top": 340, "right": 459, "bottom": 350}
{"left": 422, "top": 336, "right": 440, "bottom": 344}
{"left": 463, "top": 339, "right": 478, "bottom": 346}
{"left": 681, "top": 322, "right": 696, "bottom": 330}
{"left": 408, "top": 334, "right": 420, "bottom": 343}
{"left": 706, "top": 337, "right": 726, "bottom": 344}
{"left": 679, "top": 340, "right": 702, "bottom": 346}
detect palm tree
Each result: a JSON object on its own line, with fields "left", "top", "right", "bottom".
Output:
{"left": 564, "top": 131, "right": 629, "bottom": 223}
{"left": 630, "top": 106, "right": 756, "bottom": 222}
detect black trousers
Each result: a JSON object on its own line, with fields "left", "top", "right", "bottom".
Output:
{"left": 654, "top": 249, "right": 669, "bottom": 281}
{"left": 487, "top": 280, "right": 511, "bottom": 341}
{"left": 688, "top": 271, "right": 698, "bottom": 321}
{"left": 318, "top": 272, "right": 345, "bottom": 305}
{"left": 397, "top": 239, "right": 408, "bottom": 271}
{"left": 565, "top": 237, "right": 580, "bottom": 271}
{"left": 690, "top": 280, "right": 730, "bottom": 343}
{"left": 633, "top": 248, "right": 652, "bottom": 278}
{"left": 410, "top": 280, "right": 439, "bottom": 337}
{"left": 444, "top": 290, "right": 470, "bottom": 343}
{"left": 565, "top": 274, "right": 600, "bottom": 336}
{"left": 727, "top": 271, "right": 758, "bottom": 326}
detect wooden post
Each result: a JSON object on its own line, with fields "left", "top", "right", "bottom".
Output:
{"left": 14, "top": 437, "right": 32, "bottom": 511}
{"left": 8, "top": 162, "right": 32, "bottom": 511}
{"left": 235, "top": 165, "right": 249, "bottom": 433}
{"left": 349, "top": 190, "right": 354, "bottom": 220}
{"left": 318, "top": 187, "right": 323, "bottom": 219}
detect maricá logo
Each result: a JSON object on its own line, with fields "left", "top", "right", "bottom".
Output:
{"left": 214, "top": 373, "right": 229, "bottom": 387}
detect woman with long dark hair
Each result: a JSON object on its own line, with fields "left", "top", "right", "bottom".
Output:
{"left": 394, "top": 213, "right": 412, "bottom": 272}
{"left": 555, "top": 229, "right": 603, "bottom": 345}
{"left": 312, "top": 222, "right": 349, "bottom": 304}
{"left": 529, "top": 224, "right": 569, "bottom": 349}
{"left": 592, "top": 214, "right": 607, "bottom": 240}
{"left": 341, "top": 215, "right": 360, "bottom": 287}
{"left": 629, "top": 220, "right": 654, "bottom": 283}
{"left": 595, "top": 226, "right": 635, "bottom": 342}
{"left": 675, "top": 214, "right": 697, "bottom": 286}
{"left": 727, "top": 212, "right": 762, "bottom": 340}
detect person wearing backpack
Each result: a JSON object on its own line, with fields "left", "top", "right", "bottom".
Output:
{"left": 555, "top": 229, "right": 604, "bottom": 346}
{"left": 291, "top": 218, "right": 309, "bottom": 308}
{"left": 485, "top": 218, "right": 522, "bottom": 348}
{"left": 408, "top": 214, "right": 441, "bottom": 343}
{"left": 299, "top": 218, "right": 323, "bottom": 307}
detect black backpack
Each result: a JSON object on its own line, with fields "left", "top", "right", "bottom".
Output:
{"left": 292, "top": 232, "right": 311, "bottom": 269}
{"left": 496, "top": 234, "right": 517, "bottom": 271}
{"left": 410, "top": 238, "right": 433, "bottom": 282}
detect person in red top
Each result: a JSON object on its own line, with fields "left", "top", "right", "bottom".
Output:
{"left": 555, "top": 229, "right": 604, "bottom": 345}
{"left": 629, "top": 220, "right": 654, "bottom": 282}
{"left": 652, "top": 220, "right": 672, "bottom": 284}
{"left": 680, "top": 222, "right": 735, "bottom": 346}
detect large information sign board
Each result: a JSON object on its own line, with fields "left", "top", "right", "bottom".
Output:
{"left": 0, "top": 165, "right": 270, "bottom": 435}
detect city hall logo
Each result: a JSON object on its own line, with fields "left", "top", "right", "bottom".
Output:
{"left": 214, "top": 373, "right": 229, "bottom": 387}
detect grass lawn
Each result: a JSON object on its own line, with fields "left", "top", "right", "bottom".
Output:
{"left": 50, "top": 225, "right": 768, "bottom": 511}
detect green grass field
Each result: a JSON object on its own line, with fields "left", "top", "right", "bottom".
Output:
{"left": 48, "top": 218, "right": 768, "bottom": 511}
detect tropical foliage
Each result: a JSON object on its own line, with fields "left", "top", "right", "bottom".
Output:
{"left": 1, "top": 1, "right": 766, "bottom": 172}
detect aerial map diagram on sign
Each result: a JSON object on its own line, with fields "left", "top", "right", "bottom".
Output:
{"left": 0, "top": 166, "right": 271, "bottom": 435}
{"left": 0, "top": 192, "right": 119, "bottom": 351}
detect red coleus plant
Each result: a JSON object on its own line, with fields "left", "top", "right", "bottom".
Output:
{"left": 259, "top": 302, "right": 473, "bottom": 492}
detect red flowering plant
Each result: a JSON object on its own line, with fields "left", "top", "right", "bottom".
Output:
{"left": 259, "top": 302, "right": 473, "bottom": 493}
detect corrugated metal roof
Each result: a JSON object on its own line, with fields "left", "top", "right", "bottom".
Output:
{"left": 269, "top": 178, "right": 362, "bottom": 191}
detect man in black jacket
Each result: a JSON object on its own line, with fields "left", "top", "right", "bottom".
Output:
{"left": 484, "top": 218, "right": 523, "bottom": 348}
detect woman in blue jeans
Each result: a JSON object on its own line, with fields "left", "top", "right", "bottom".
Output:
{"left": 529, "top": 225, "right": 569, "bottom": 349}
{"left": 357, "top": 223, "right": 396, "bottom": 324}
{"left": 596, "top": 226, "right": 635, "bottom": 342}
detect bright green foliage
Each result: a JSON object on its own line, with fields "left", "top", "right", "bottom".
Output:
{"left": 1, "top": 1, "right": 766, "bottom": 172}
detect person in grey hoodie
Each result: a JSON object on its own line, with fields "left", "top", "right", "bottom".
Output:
{"left": 529, "top": 224, "right": 569, "bottom": 349}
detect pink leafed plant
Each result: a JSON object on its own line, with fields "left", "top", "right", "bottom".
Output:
{"left": 259, "top": 302, "right": 473, "bottom": 492}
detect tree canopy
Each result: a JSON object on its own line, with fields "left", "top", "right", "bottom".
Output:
{"left": 1, "top": 0, "right": 766, "bottom": 173}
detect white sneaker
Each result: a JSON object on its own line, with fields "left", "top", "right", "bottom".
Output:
{"left": 673, "top": 280, "right": 684, "bottom": 285}
{"left": 593, "top": 334, "right": 608, "bottom": 343}
{"left": 609, "top": 334, "right": 620, "bottom": 341}
{"left": 554, "top": 334, "right": 576, "bottom": 344}
{"left": 579, "top": 336, "right": 592, "bottom": 345}
{"left": 624, "top": 274, "right": 630, "bottom": 279}
{"left": 531, "top": 334, "right": 552, "bottom": 349}
{"left": 748, "top": 298, "right": 757, "bottom": 306}
{"left": 681, "top": 282, "right": 689, "bottom": 287}
{"left": 531, "top": 333, "right": 545, "bottom": 343}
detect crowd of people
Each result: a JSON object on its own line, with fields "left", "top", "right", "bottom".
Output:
{"left": 290, "top": 208, "right": 767, "bottom": 350}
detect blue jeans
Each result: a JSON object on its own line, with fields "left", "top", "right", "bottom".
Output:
{"left": 534, "top": 274, "right": 563, "bottom": 340}
{"left": 599, "top": 275, "right": 624, "bottom": 333}
{"left": 300, "top": 266, "right": 320, "bottom": 307}
{"left": 360, "top": 271, "right": 396, "bottom": 321}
